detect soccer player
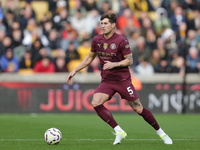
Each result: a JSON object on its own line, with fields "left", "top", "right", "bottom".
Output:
{"left": 66, "top": 13, "right": 173, "bottom": 145}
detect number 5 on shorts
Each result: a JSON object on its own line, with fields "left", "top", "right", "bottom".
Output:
{"left": 127, "top": 86, "right": 133, "bottom": 95}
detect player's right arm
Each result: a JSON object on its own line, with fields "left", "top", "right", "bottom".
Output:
{"left": 66, "top": 51, "right": 97, "bottom": 84}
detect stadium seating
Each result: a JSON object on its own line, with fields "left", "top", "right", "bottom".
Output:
{"left": 67, "top": 60, "right": 86, "bottom": 73}
{"left": 30, "top": 1, "right": 49, "bottom": 22}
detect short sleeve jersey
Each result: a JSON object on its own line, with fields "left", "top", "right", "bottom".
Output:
{"left": 91, "top": 33, "right": 132, "bottom": 82}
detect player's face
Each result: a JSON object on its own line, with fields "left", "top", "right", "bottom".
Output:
{"left": 101, "top": 18, "right": 115, "bottom": 35}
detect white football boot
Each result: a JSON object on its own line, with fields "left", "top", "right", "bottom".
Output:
{"left": 160, "top": 134, "right": 173, "bottom": 144}
{"left": 112, "top": 131, "right": 127, "bottom": 145}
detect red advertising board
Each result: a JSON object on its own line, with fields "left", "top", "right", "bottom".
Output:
{"left": 0, "top": 82, "right": 200, "bottom": 113}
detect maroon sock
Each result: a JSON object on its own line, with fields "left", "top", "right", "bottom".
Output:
{"left": 94, "top": 104, "right": 118, "bottom": 128}
{"left": 139, "top": 107, "right": 160, "bottom": 130}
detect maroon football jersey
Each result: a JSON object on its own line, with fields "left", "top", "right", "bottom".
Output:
{"left": 91, "top": 33, "right": 132, "bottom": 81}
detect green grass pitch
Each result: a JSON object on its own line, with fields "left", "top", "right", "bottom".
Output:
{"left": 0, "top": 113, "right": 199, "bottom": 150}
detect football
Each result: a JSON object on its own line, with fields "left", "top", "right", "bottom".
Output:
{"left": 44, "top": 128, "right": 62, "bottom": 145}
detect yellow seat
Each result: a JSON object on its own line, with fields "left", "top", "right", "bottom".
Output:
{"left": 69, "top": 0, "right": 75, "bottom": 9}
{"left": 51, "top": 50, "right": 58, "bottom": 58}
{"left": 148, "top": 11, "right": 157, "bottom": 21}
{"left": 67, "top": 60, "right": 86, "bottom": 73}
{"left": 19, "top": 0, "right": 26, "bottom": 9}
{"left": 18, "top": 69, "right": 34, "bottom": 75}
{"left": 31, "top": 1, "right": 49, "bottom": 22}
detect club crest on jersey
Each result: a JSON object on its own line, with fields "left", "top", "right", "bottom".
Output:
{"left": 103, "top": 43, "right": 108, "bottom": 50}
{"left": 110, "top": 43, "right": 116, "bottom": 50}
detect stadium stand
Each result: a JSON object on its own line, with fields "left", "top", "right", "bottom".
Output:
{"left": 0, "top": 0, "right": 199, "bottom": 75}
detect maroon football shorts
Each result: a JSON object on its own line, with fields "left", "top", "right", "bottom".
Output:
{"left": 94, "top": 79, "right": 139, "bottom": 101}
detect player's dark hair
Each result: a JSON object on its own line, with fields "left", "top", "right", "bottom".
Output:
{"left": 100, "top": 13, "right": 117, "bottom": 24}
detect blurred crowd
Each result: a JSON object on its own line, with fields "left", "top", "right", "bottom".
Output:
{"left": 0, "top": 0, "right": 200, "bottom": 76}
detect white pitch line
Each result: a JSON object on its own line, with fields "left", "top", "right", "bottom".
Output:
{"left": 0, "top": 139, "right": 199, "bottom": 141}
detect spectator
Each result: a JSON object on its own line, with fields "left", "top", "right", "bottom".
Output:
{"left": 170, "top": 6, "right": 186, "bottom": 33}
{"left": 161, "top": 27, "right": 176, "bottom": 50}
{"left": 48, "top": 29, "right": 60, "bottom": 50}
{"left": 150, "top": 49, "right": 161, "bottom": 68}
{"left": 62, "top": 21, "right": 77, "bottom": 40}
{"left": 176, "top": 22, "right": 187, "bottom": 46}
{"left": 60, "top": 21, "right": 79, "bottom": 51}
{"left": 84, "top": 9, "right": 101, "bottom": 35}
{"left": 31, "top": 39, "right": 44, "bottom": 63}
{"left": 141, "top": 16, "right": 154, "bottom": 37}
{"left": 156, "top": 37, "right": 168, "bottom": 60}
{"left": 7, "top": 20, "right": 20, "bottom": 37}
{"left": 165, "top": 0, "right": 178, "bottom": 18}
{"left": 117, "top": 8, "right": 140, "bottom": 32}
{"left": 187, "top": 8, "right": 200, "bottom": 31}
{"left": 154, "top": 7, "right": 171, "bottom": 37}
{"left": 52, "top": 7, "right": 70, "bottom": 31}
{"left": 19, "top": 50, "right": 34, "bottom": 69}
{"left": 42, "top": 19, "right": 53, "bottom": 38}
{"left": 87, "top": 56, "right": 101, "bottom": 74}
{"left": 91, "top": 23, "right": 103, "bottom": 38}
{"left": 135, "top": 56, "right": 154, "bottom": 76}
{"left": 54, "top": 48, "right": 66, "bottom": 62}
{"left": 182, "top": 0, "right": 196, "bottom": 12}
{"left": 171, "top": 56, "right": 185, "bottom": 76}
{"left": 0, "top": 29, "right": 6, "bottom": 57}
{"left": 138, "top": 11, "right": 148, "bottom": 28}
{"left": 22, "top": 26, "right": 49, "bottom": 48}
{"left": 96, "top": 0, "right": 112, "bottom": 13}
{"left": 70, "top": 9, "right": 86, "bottom": 35}
{"left": 12, "top": 29, "right": 26, "bottom": 62}
{"left": 185, "top": 29, "right": 198, "bottom": 48}
{"left": 33, "top": 56, "right": 55, "bottom": 73}
{"left": 186, "top": 47, "right": 200, "bottom": 73}
{"left": 1, "top": 0, "right": 19, "bottom": 19}
{"left": 66, "top": 42, "right": 80, "bottom": 64}
{"left": 0, "top": 7, "right": 6, "bottom": 32}
{"left": 155, "top": 59, "right": 172, "bottom": 73}
{"left": 117, "top": 0, "right": 129, "bottom": 17}
{"left": 124, "top": 18, "right": 138, "bottom": 39}
{"left": 196, "top": 28, "right": 200, "bottom": 49}
{"left": 83, "top": 0, "right": 98, "bottom": 12}
{"left": 145, "top": 28, "right": 157, "bottom": 50}
{"left": 98, "top": 0, "right": 112, "bottom": 15}
{"left": 11, "top": 28, "right": 23, "bottom": 48}
{"left": 2, "top": 36, "right": 13, "bottom": 49}
{"left": 69, "top": 0, "right": 87, "bottom": 17}
{"left": 49, "top": 0, "right": 69, "bottom": 17}
{"left": 3, "top": 10, "right": 16, "bottom": 34}
{"left": 128, "top": 29, "right": 141, "bottom": 51}
{"left": 23, "top": 18, "right": 37, "bottom": 36}
{"left": 77, "top": 39, "right": 91, "bottom": 61}
{"left": 0, "top": 48, "right": 19, "bottom": 72}
{"left": 132, "top": 36, "right": 151, "bottom": 63}
{"left": 19, "top": 2, "right": 36, "bottom": 31}
{"left": 55, "top": 56, "right": 68, "bottom": 72}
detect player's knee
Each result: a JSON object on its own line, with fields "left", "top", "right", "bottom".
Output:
{"left": 134, "top": 106, "right": 143, "bottom": 114}
{"left": 91, "top": 99, "right": 101, "bottom": 107}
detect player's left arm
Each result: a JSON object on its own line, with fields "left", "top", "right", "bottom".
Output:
{"left": 103, "top": 53, "right": 133, "bottom": 70}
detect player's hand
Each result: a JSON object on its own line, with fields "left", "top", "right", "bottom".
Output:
{"left": 103, "top": 61, "right": 116, "bottom": 70}
{"left": 66, "top": 70, "right": 76, "bottom": 85}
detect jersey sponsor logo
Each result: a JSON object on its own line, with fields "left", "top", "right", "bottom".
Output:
{"left": 110, "top": 43, "right": 116, "bottom": 50}
{"left": 103, "top": 43, "right": 108, "bottom": 50}
{"left": 125, "top": 44, "right": 130, "bottom": 49}
{"left": 97, "top": 44, "right": 101, "bottom": 47}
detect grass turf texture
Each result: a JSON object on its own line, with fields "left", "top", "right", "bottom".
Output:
{"left": 0, "top": 114, "right": 199, "bottom": 150}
